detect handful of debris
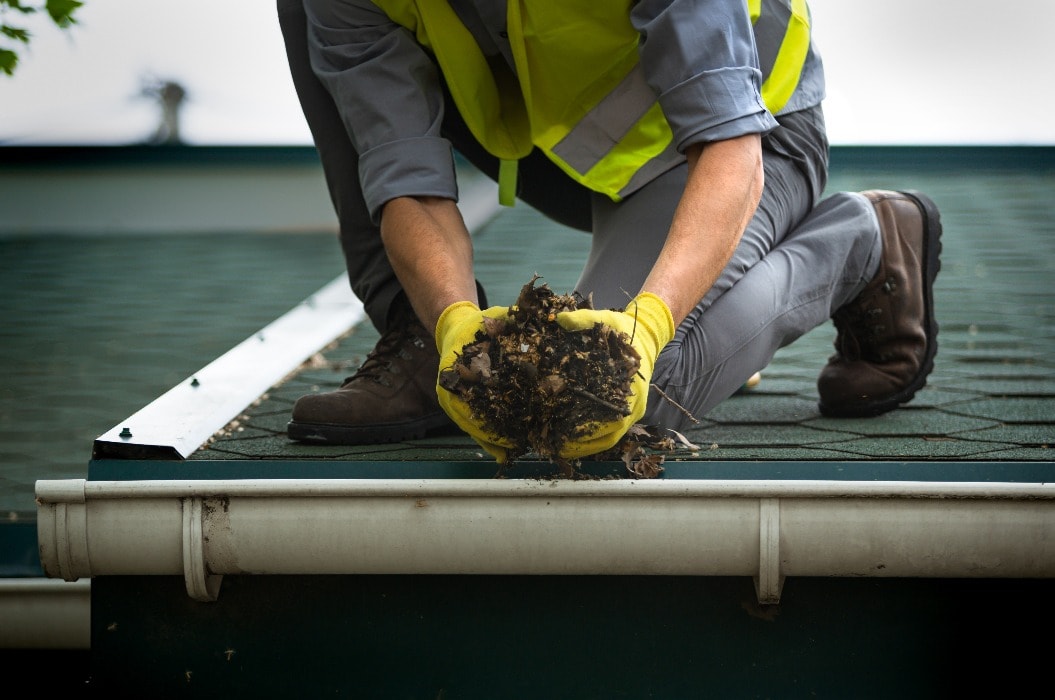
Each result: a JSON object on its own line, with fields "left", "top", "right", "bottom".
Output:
{"left": 439, "top": 275, "right": 691, "bottom": 477}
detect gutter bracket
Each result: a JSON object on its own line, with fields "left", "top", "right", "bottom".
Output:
{"left": 754, "top": 497, "right": 784, "bottom": 605}
{"left": 182, "top": 497, "right": 222, "bottom": 602}
{"left": 46, "top": 481, "right": 90, "bottom": 583}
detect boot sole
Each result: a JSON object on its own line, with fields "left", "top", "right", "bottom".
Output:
{"left": 818, "top": 190, "right": 943, "bottom": 418}
{"left": 287, "top": 414, "right": 459, "bottom": 444}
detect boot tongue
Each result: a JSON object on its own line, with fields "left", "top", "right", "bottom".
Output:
{"left": 345, "top": 300, "right": 429, "bottom": 386}
{"left": 837, "top": 330, "right": 862, "bottom": 360}
{"left": 341, "top": 323, "right": 408, "bottom": 387}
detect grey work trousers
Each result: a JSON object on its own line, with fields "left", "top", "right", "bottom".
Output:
{"left": 278, "top": 0, "right": 882, "bottom": 428}
{"left": 597, "top": 119, "right": 883, "bottom": 428}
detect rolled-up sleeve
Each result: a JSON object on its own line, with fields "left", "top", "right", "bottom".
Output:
{"left": 631, "top": 0, "right": 779, "bottom": 151}
{"left": 304, "top": 0, "right": 458, "bottom": 222}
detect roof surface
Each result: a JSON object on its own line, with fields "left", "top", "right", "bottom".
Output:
{"left": 178, "top": 147, "right": 1054, "bottom": 480}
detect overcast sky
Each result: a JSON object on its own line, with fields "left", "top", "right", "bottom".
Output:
{"left": 2, "top": 0, "right": 1052, "bottom": 146}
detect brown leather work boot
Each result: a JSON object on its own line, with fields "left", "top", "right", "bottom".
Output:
{"left": 288, "top": 298, "right": 456, "bottom": 444}
{"left": 817, "top": 190, "right": 942, "bottom": 417}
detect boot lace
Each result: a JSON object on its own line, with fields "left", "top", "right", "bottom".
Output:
{"left": 832, "top": 275, "right": 896, "bottom": 361}
{"left": 341, "top": 321, "right": 427, "bottom": 388}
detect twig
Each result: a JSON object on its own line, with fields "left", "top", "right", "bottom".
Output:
{"left": 620, "top": 288, "right": 638, "bottom": 344}
{"left": 570, "top": 386, "right": 632, "bottom": 416}
{"left": 649, "top": 383, "right": 700, "bottom": 424}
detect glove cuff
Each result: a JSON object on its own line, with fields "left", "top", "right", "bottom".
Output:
{"left": 629, "top": 292, "right": 676, "bottom": 347}
{"left": 434, "top": 301, "right": 480, "bottom": 352}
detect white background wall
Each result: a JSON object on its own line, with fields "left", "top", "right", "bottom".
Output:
{"left": 1, "top": 0, "right": 1051, "bottom": 146}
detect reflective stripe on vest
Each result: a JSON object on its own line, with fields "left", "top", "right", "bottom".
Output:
{"left": 505, "top": 1, "right": 670, "bottom": 203}
{"left": 751, "top": 0, "right": 811, "bottom": 114}
{"left": 374, "top": 1, "right": 810, "bottom": 205}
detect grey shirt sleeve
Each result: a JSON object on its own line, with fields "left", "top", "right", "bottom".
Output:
{"left": 303, "top": 0, "right": 458, "bottom": 223}
{"left": 631, "top": 0, "right": 780, "bottom": 151}
{"left": 302, "top": 0, "right": 822, "bottom": 219}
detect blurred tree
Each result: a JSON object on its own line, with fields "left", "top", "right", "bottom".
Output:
{"left": 1, "top": 0, "right": 83, "bottom": 76}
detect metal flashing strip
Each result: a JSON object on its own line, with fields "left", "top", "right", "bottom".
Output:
{"left": 92, "top": 274, "right": 365, "bottom": 460}
{"left": 90, "top": 176, "right": 502, "bottom": 461}
{"left": 36, "top": 477, "right": 1055, "bottom": 605}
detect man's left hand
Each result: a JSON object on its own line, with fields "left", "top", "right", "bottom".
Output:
{"left": 554, "top": 292, "right": 675, "bottom": 458}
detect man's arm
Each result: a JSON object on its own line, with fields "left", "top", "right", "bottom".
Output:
{"left": 641, "top": 133, "right": 764, "bottom": 325}
{"left": 631, "top": 0, "right": 770, "bottom": 325}
{"left": 380, "top": 132, "right": 764, "bottom": 335}
{"left": 380, "top": 196, "right": 480, "bottom": 332}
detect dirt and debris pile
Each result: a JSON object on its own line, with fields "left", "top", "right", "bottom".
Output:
{"left": 439, "top": 275, "right": 690, "bottom": 477}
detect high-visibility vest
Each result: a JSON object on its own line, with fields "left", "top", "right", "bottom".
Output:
{"left": 374, "top": 0, "right": 811, "bottom": 205}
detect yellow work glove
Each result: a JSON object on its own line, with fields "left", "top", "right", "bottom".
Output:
{"left": 554, "top": 292, "right": 675, "bottom": 459}
{"left": 435, "top": 301, "right": 515, "bottom": 462}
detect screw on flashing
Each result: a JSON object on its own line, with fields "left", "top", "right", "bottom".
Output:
{"left": 191, "top": 377, "right": 200, "bottom": 387}
{"left": 119, "top": 427, "right": 133, "bottom": 438}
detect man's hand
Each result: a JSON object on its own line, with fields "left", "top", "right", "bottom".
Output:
{"left": 434, "top": 301, "right": 515, "bottom": 462}
{"left": 555, "top": 292, "right": 675, "bottom": 458}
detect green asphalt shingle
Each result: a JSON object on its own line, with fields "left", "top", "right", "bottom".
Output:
{"left": 195, "top": 148, "right": 1055, "bottom": 472}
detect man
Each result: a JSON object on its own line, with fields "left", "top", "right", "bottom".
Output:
{"left": 278, "top": 0, "right": 942, "bottom": 462}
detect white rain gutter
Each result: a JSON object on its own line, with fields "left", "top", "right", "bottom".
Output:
{"left": 0, "top": 578, "right": 90, "bottom": 649}
{"left": 36, "top": 477, "right": 1055, "bottom": 605}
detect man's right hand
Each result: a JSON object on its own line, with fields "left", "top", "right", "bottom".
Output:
{"left": 434, "top": 301, "right": 515, "bottom": 462}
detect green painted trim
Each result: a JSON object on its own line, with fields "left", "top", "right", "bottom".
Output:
{"left": 828, "top": 144, "right": 1055, "bottom": 172}
{"left": 0, "top": 145, "right": 324, "bottom": 169}
{"left": 88, "top": 458, "right": 1055, "bottom": 483}
{"left": 2, "top": 144, "right": 1054, "bottom": 171}
{"left": 89, "top": 574, "right": 1054, "bottom": 696}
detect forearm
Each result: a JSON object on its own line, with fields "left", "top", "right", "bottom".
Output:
{"left": 380, "top": 196, "right": 479, "bottom": 332}
{"left": 641, "top": 134, "right": 764, "bottom": 324}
